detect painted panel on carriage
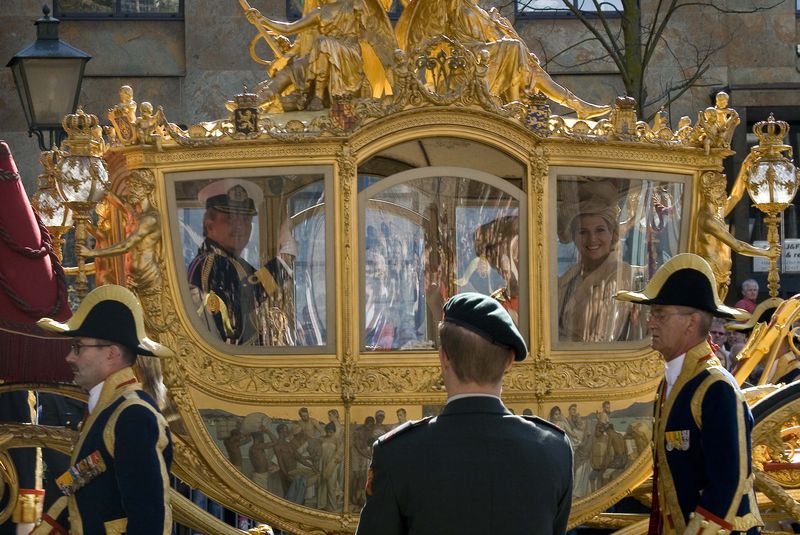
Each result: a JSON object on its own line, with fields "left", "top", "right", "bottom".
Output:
{"left": 537, "top": 399, "right": 654, "bottom": 499}
{"left": 200, "top": 402, "right": 425, "bottom": 514}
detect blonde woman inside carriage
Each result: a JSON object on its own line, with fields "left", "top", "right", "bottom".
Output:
{"left": 557, "top": 181, "right": 647, "bottom": 343}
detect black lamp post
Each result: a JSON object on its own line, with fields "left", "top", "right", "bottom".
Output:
{"left": 7, "top": 4, "right": 91, "bottom": 151}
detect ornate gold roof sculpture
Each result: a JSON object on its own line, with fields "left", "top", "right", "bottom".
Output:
{"left": 99, "top": 0, "right": 739, "bottom": 149}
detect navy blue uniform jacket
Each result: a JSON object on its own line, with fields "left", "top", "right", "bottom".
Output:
{"left": 355, "top": 395, "right": 573, "bottom": 535}
{"left": 42, "top": 367, "right": 172, "bottom": 535}
{"left": 654, "top": 341, "right": 761, "bottom": 534}
{"left": 187, "top": 238, "right": 262, "bottom": 344}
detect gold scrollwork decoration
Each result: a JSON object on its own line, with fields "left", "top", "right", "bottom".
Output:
{"left": 180, "top": 357, "right": 341, "bottom": 396}
{"left": 751, "top": 389, "right": 800, "bottom": 522}
{"left": 528, "top": 144, "right": 551, "bottom": 403}
{"left": 0, "top": 451, "right": 19, "bottom": 525}
{"left": 355, "top": 366, "right": 443, "bottom": 395}
{"left": 548, "top": 353, "right": 664, "bottom": 391}
{"left": 338, "top": 144, "right": 357, "bottom": 403}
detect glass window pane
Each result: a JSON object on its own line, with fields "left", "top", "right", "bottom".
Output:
{"left": 574, "top": 0, "right": 622, "bottom": 11}
{"left": 120, "top": 0, "right": 180, "bottom": 13}
{"left": 21, "top": 59, "right": 83, "bottom": 127}
{"left": 173, "top": 170, "right": 329, "bottom": 349}
{"left": 555, "top": 174, "right": 685, "bottom": 343}
{"left": 57, "top": 0, "right": 113, "bottom": 13}
{"left": 362, "top": 171, "right": 523, "bottom": 351}
{"left": 518, "top": 0, "right": 623, "bottom": 13}
{"left": 518, "top": 0, "right": 571, "bottom": 10}
{"left": 56, "top": 0, "right": 180, "bottom": 14}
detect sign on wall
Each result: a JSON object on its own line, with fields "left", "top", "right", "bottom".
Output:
{"left": 753, "top": 239, "right": 800, "bottom": 273}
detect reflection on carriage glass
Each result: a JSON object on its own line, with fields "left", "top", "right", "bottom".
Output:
{"left": 361, "top": 168, "right": 524, "bottom": 351}
{"left": 556, "top": 173, "right": 686, "bottom": 343}
{"left": 173, "top": 171, "right": 329, "bottom": 349}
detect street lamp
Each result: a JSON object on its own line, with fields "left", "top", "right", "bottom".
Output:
{"left": 6, "top": 4, "right": 91, "bottom": 151}
{"left": 746, "top": 114, "right": 799, "bottom": 298}
{"left": 30, "top": 150, "right": 72, "bottom": 261}
{"left": 56, "top": 107, "right": 109, "bottom": 298}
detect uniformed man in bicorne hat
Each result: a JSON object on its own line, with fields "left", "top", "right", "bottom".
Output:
{"left": 187, "top": 178, "right": 265, "bottom": 345}
{"left": 355, "top": 292, "right": 573, "bottom": 535}
{"left": 616, "top": 253, "right": 763, "bottom": 535}
{"left": 32, "top": 285, "right": 173, "bottom": 535}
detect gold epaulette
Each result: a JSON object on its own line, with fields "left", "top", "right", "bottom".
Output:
{"left": 249, "top": 266, "right": 279, "bottom": 298}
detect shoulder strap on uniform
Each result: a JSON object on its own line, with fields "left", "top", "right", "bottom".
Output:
{"left": 376, "top": 416, "right": 433, "bottom": 445}
{"left": 521, "top": 414, "right": 567, "bottom": 435}
{"left": 200, "top": 254, "right": 216, "bottom": 292}
{"left": 690, "top": 367, "right": 738, "bottom": 429}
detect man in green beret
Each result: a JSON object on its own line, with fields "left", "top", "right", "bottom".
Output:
{"left": 355, "top": 292, "right": 573, "bottom": 535}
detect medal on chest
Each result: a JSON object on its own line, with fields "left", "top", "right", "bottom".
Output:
{"left": 665, "top": 430, "right": 690, "bottom": 451}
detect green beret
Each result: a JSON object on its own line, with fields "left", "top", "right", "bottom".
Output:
{"left": 442, "top": 292, "right": 527, "bottom": 361}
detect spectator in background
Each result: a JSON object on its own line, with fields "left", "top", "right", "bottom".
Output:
{"left": 709, "top": 318, "right": 730, "bottom": 368}
{"left": 734, "top": 279, "right": 759, "bottom": 314}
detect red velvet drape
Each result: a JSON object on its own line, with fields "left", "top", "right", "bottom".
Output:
{"left": 0, "top": 140, "right": 72, "bottom": 382}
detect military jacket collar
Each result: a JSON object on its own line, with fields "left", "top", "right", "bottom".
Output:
{"left": 440, "top": 395, "right": 511, "bottom": 416}
{"left": 200, "top": 238, "right": 238, "bottom": 259}
{"left": 73, "top": 367, "right": 140, "bottom": 464}
{"left": 661, "top": 340, "right": 718, "bottom": 411}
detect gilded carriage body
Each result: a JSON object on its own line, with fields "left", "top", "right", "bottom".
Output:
{"left": 88, "top": 76, "right": 725, "bottom": 533}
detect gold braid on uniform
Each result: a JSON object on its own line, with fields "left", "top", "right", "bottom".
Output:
{"left": 200, "top": 255, "right": 215, "bottom": 292}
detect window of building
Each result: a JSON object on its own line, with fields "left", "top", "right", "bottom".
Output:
{"left": 517, "top": 0, "right": 623, "bottom": 17}
{"left": 287, "top": 0, "right": 403, "bottom": 20}
{"left": 54, "top": 0, "right": 183, "bottom": 19}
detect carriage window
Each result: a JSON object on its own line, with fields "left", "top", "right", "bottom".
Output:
{"left": 170, "top": 168, "right": 331, "bottom": 351}
{"left": 360, "top": 167, "right": 526, "bottom": 352}
{"left": 554, "top": 171, "right": 687, "bottom": 345}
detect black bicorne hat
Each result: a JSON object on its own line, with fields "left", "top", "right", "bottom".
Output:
{"left": 442, "top": 292, "right": 528, "bottom": 361}
{"left": 38, "top": 285, "right": 174, "bottom": 357}
{"left": 615, "top": 253, "right": 749, "bottom": 320}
